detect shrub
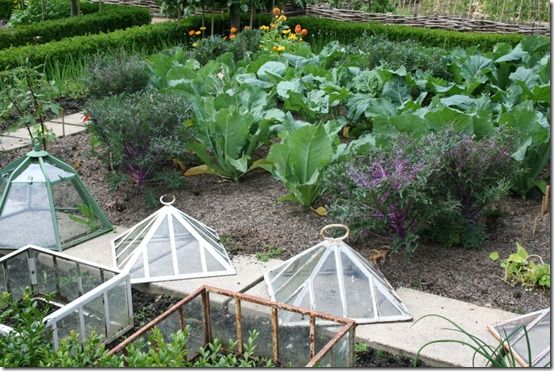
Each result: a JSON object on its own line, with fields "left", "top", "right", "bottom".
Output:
{"left": 85, "top": 51, "right": 149, "bottom": 98}
{"left": 0, "top": 0, "right": 11, "bottom": 20}
{"left": 187, "top": 35, "right": 231, "bottom": 65}
{"left": 0, "top": 5, "right": 150, "bottom": 50}
{"left": 8, "top": 0, "right": 98, "bottom": 26}
{"left": 0, "top": 20, "right": 187, "bottom": 71}
{"left": 85, "top": 90, "right": 192, "bottom": 191}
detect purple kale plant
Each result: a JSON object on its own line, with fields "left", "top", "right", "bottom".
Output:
{"left": 326, "top": 136, "right": 442, "bottom": 255}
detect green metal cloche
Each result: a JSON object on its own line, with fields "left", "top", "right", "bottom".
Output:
{"left": 0, "top": 140, "right": 112, "bottom": 251}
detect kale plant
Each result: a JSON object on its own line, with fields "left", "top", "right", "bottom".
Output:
{"left": 325, "top": 135, "right": 446, "bottom": 255}
{"left": 426, "top": 131, "right": 518, "bottom": 248}
{"left": 85, "top": 90, "right": 192, "bottom": 192}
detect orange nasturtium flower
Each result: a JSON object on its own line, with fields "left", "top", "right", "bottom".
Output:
{"left": 272, "top": 7, "right": 281, "bottom": 16}
{"left": 301, "top": 28, "right": 308, "bottom": 36}
{"left": 278, "top": 15, "right": 287, "bottom": 21}
{"left": 270, "top": 23, "right": 276, "bottom": 29}
{"left": 229, "top": 33, "right": 236, "bottom": 39}
{"left": 243, "top": 25, "right": 251, "bottom": 31}
{"left": 294, "top": 24, "right": 302, "bottom": 34}
{"left": 230, "top": 25, "right": 238, "bottom": 33}
{"left": 188, "top": 30, "right": 196, "bottom": 36}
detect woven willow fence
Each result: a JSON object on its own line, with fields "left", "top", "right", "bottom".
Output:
{"left": 305, "top": 5, "right": 549, "bottom": 35}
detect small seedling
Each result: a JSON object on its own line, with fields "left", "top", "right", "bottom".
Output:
{"left": 255, "top": 246, "right": 285, "bottom": 262}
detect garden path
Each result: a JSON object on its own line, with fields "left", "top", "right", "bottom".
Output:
{"left": 0, "top": 112, "right": 87, "bottom": 151}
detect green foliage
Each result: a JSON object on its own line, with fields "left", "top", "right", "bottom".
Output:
{"left": 39, "top": 331, "right": 111, "bottom": 367}
{"left": 490, "top": 242, "right": 550, "bottom": 290}
{"left": 0, "top": 290, "right": 52, "bottom": 367}
{"left": 260, "top": 124, "right": 335, "bottom": 208}
{"left": 346, "top": 34, "right": 450, "bottom": 78}
{"left": 188, "top": 35, "right": 232, "bottom": 65}
{"left": 85, "top": 90, "right": 193, "bottom": 191}
{"left": 0, "top": 0, "right": 12, "bottom": 20}
{"left": 0, "top": 20, "right": 188, "bottom": 71}
{"left": 68, "top": 203, "right": 99, "bottom": 232}
{"left": 85, "top": 51, "right": 149, "bottom": 98}
{"left": 255, "top": 246, "right": 285, "bottom": 262}
{"left": 0, "top": 64, "right": 61, "bottom": 148}
{"left": 9, "top": 0, "right": 86, "bottom": 26}
{"left": 0, "top": 5, "right": 151, "bottom": 50}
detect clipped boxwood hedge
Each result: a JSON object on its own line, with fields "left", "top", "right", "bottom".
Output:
{"left": 290, "top": 16, "right": 527, "bottom": 50}
{"left": 0, "top": 5, "right": 151, "bottom": 50}
{"left": 0, "top": 20, "right": 187, "bottom": 70}
{"left": 0, "top": 0, "right": 11, "bottom": 20}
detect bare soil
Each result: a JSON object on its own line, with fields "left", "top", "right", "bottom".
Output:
{"left": 0, "top": 132, "right": 550, "bottom": 315}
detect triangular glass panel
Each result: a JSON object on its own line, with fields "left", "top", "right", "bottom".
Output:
{"left": 0, "top": 141, "right": 112, "bottom": 251}
{"left": 264, "top": 224, "right": 411, "bottom": 324}
{"left": 488, "top": 308, "right": 550, "bottom": 367}
{"left": 112, "top": 196, "right": 236, "bottom": 284}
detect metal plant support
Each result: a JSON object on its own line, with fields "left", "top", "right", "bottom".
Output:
{"left": 109, "top": 285, "right": 356, "bottom": 367}
{"left": 0, "top": 139, "right": 112, "bottom": 251}
{"left": 0, "top": 245, "right": 133, "bottom": 349}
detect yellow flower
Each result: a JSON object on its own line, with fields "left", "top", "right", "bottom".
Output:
{"left": 192, "top": 42, "right": 198, "bottom": 47}
{"left": 288, "top": 33, "right": 298, "bottom": 40}
{"left": 278, "top": 46, "right": 285, "bottom": 52}
{"left": 282, "top": 28, "right": 290, "bottom": 35}
{"left": 278, "top": 15, "right": 287, "bottom": 21}
{"left": 188, "top": 30, "right": 196, "bottom": 36}
{"left": 195, "top": 30, "right": 201, "bottom": 35}
{"left": 260, "top": 25, "right": 270, "bottom": 31}
{"left": 199, "top": 26, "right": 206, "bottom": 31}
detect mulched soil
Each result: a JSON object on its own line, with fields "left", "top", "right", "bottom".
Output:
{"left": 0, "top": 132, "right": 550, "bottom": 315}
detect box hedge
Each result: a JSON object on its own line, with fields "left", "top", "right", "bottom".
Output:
{"left": 0, "top": 20, "right": 187, "bottom": 70}
{"left": 0, "top": 0, "right": 11, "bottom": 20}
{"left": 0, "top": 5, "right": 151, "bottom": 50}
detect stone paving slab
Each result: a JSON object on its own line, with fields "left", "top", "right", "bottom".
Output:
{"left": 44, "top": 120, "right": 86, "bottom": 137}
{"left": 2, "top": 127, "right": 31, "bottom": 139}
{"left": 50, "top": 112, "right": 87, "bottom": 126}
{"left": 0, "top": 135, "right": 31, "bottom": 151}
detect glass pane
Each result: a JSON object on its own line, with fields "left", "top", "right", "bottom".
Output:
{"left": 57, "top": 258, "right": 80, "bottom": 303}
{"left": 341, "top": 252, "right": 374, "bottom": 319}
{"left": 56, "top": 309, "right": 81, "bottom": 341}
{"left": 183, "top": 295, "right": 205, "bottom": 358}
{"left": 273, "top": 247, "right": 326, "bottom": 302}
{"left": 205, "top": 248, "right": 225, "bottom": 272}
{"left": 512, "top": 315, "right": 550, "bottom": 364}
{"left": 174, "top": 222, "right": 202, "bottom": 275}
{"left": 51, "top": 180, "right": 101, "bottom": 245}
{"left": 279, "top": 310, "right": 311, "bottom": 366}
{"left": 146, "top": 218, "right": 174, "bottom": 277}
{"left": 209, "top": 294, "right": 237, "bottom": 349}
{"left": 84, "top": 295, "right": 107, "bottom": 339}
{"left": 114, "top": 214, "right": 157, "bottom": 267}
{"left": 156, "top": 311, "right": 182, "bottom": 342}
{"left": 129, "top": 253, "right": 145, "bottom": 280}
{"left": 535, "top": 351, "right": 550, "bottom": 367}
{"left": 12, "top": 162, "right": 72, "bottom": 183}
{"left": 0, "top": 183, "right": 56, "bottom": 249}
{"left": 80, "top": 266, "right": 103, "bottom": 294}
{"left": 107, "top": 282, "right": 131, "bottom": 338}
{"left": 376, "top": 289, "right": 402, "bottom": 317}
{"left": 35, "top": 252, "right": 57, "bottom": 297}
{"left": 6, "top": 253, "right": 31, "bottom": 300}
{"left": 330, "top": 331, "right": 352, "bottom": 367}
{"left": 240, "top": 302, "right": 273, "bottom": 359}
{"left": 312, "top": 252, "right": 342, "bottom": 317}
